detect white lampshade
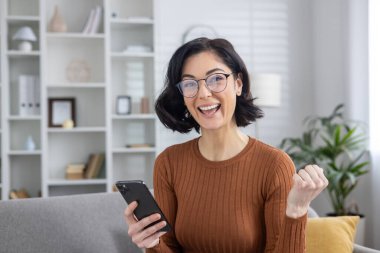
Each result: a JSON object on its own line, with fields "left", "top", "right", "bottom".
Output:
{"left": 251, "top": 74, "right": 282, "bottom": 107}
{"left": 12, "top": 26, "right": 37, "bottom": 41}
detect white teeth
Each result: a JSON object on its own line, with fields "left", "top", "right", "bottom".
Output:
{"left": 199, "top": 104, "right": 219, "bottom": 111}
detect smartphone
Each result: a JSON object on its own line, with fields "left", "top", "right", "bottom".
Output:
{"left": 115, "top": 180, "right": 171, "bottom": 232}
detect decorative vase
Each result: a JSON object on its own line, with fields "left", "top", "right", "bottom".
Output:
{"left": 25, "top": 135, "right": 36, "bottom": 151}
{"left": 48, "top": 5, "right": 67, "bottom": 33}
{"left": 140, "top": 96, "right": 149, "bottom": 114}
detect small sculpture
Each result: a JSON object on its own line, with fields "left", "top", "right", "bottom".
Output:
{"left": 66, "top": 59, "right": 91, "bottom": 82}
{"left": 62, "top": 119, "right": 74, "bottom": 129}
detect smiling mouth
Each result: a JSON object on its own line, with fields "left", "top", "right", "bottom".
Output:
{"left": 198, "top": 104, "right": 221, "bottom": 114}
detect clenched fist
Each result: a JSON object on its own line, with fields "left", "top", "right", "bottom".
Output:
{"left": 286, "top": 165, "right": 329, "bottom": 218}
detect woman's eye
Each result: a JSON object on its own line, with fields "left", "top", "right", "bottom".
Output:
{"left": 209, "top": 74, "right": 224, "bottom": 83}
{"left": 183, "top": 81, "right": 196, "bottom": 88}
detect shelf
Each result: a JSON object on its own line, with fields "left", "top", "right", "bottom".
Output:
{"left": 112, "top": 114, "right": 156, "bottom": 120}
{"left": 7, "top": 50, "right": 40, "bottom": 58}
{"left": 110, "top": 17, "right": 154, "bottom": 25}
{"left": 113, "top": 147, "right": 156, "bottom": 153}
{"left": 111, "top": 52, "right": 154, "bottom": 58}
{"left": 47, "top": 179, "right": 107, "bottom": 186}
{"left": 8, "top": 115, "right": 41, "bottom": 121}
{"left": 8, "top": 150, "right": 42, "bottom": 156}
{"left": 47, "top": 83, "right": 106, "bottom": 88}
{"left": 48, "top": 127, "right": 107, "bottom": 133}
{"left": 46, "top": 33, "right": 105, "bottom": 39}
{"left": 7, "top": 16, "right": 40, "bottom": 23}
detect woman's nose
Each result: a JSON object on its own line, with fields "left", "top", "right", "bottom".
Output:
{"left": 197, "top": 80, "right": 212, "bottom": 98}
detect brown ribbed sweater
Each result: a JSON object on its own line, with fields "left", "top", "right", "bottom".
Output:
{"left": 147, "top": 137, "right": 306, "bottom": 253}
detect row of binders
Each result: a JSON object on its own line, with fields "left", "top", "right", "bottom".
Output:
{"left": 18, "top": 75, "right": 40, "bottom": 116}
{"left": 82, "top": 5, "right": 102, "bottom": 34}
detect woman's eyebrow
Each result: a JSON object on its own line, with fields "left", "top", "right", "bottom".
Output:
{"left": 205, "top": 68, "right": 226, "bottom": 75}
{"left": 181, "top": 68, "right": 227, "bottom": 79}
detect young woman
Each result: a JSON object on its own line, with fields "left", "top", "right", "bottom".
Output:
{"left": 124, "top": 37, "right": 328, "bottom": 253}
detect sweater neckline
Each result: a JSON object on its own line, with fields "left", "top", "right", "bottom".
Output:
{"left": 191, "top": 136, "right": 256, "bottom": 167}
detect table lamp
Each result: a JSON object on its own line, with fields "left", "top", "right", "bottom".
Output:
{"left": 12, "top": 26, "right": 37, "bottom": 52}
{"left": 251, "top": 73, "right": 282, "bottom": 107}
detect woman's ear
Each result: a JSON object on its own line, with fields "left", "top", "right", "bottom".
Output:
{"left": 235, "top": 73, "right": 243, "bottom": 96}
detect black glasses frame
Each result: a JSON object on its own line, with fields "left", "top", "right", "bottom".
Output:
{"left": 176, "top": 72, "right": 234, "bottom": 98}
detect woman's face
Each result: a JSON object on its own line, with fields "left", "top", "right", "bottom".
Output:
{"left": 181, "top": 51, "right": 242, "bottom": 132}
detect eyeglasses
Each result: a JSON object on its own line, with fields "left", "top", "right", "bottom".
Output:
{"left": 176, "top": 72, "right": 234, "bottom": 98}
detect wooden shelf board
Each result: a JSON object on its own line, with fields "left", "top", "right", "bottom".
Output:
{"left": 8, "top": 115, "right": 41, "bottom": 121}
{"left": 46, "top": 33, "right": 105, "bottom": 39}
{"left": 112, "top": 114, "right": 156, "bottom": 120}
{"left": 48, "top": 127, "right": 107, "bottom": 133}
{"left": 47, "top": 179, "right": 107, "bottom": 186}
{"left": 113, "top": 147, "right": 156, "bottom": 153}
{"left": 8, "top": 150, "right": 42, "bottom": 155}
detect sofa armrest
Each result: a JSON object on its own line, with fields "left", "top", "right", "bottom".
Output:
{"left": 354, "top": 244, "right": 380, "bottom": 253}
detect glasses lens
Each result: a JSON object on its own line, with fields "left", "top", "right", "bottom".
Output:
{"left": 179, "top": 80, "right": 198, "bottom": 97}
{"left": 206, "top": 74, "right": 227, "bottom": 92}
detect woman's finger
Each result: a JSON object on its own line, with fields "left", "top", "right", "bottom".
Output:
{"left": 138, "top": 231, "right": 167, "bottom": 249}
{"left": 297, "top": 169, "right": 313, "bottom": 184}
{"left": 128, "top": 213, "right": 162, "bottom": 236}
{"left": 313, "top": 165, "right": 329, "bottom": 186}
{"left": 124, "top": 201, "right": 138, "bottom": 224}
{"left": 133, "top": 220, "right": 167, "bottom": 246}
{"left": 304, "top": 165, "right": 320, "bottom": 181}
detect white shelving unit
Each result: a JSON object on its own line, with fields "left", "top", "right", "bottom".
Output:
{"left": 0, "top": 0, "right": 157, "bottom": 200}
{"left": 0, "top": 0, "right": 42, "bottom": 200}
{"left": 108, "top": 0, "right": 156, "bottom": 190}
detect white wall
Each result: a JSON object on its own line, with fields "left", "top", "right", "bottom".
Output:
{"left": 369, "top": 0, "right": 380, "bottom": 249}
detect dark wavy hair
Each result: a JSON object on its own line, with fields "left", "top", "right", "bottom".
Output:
{"left": 155, "top": 37, "right": 263, "bottom": 133}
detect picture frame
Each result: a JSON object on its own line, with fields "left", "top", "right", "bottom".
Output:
{"left": 116, "top": 95, "right": 131, "bottom": 115}
{"left": 48, "top": 98, "right": 76, "bottom": 127}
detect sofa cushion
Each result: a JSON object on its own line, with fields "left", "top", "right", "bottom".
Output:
{"left": 306, "top": 216, "right": 359, "bottom": 253}
{"left": 0, "top": 192, "right": 142, "bottom": 253}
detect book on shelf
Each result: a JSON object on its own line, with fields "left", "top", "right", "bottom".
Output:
{"left": 84, "top": 153, "right": 105, "bottom": 179}
{"left": 18, "top": 75, "right": 40, "bottom": 116}
{"left": 65, "top": 164, "right": 85, "bottom": 180}
{"left": 82, "top": 5, "right": 102, "bottom": 34}
{"left": 9, "top": 188, "right": 31, "bottom": 199}
{"left": 82, "top": 9, "right": 95, "bottom": 33}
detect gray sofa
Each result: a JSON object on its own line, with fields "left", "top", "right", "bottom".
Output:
{"left": 0, "top": 192, "right": 141, "bottom": 253}
{"left": 0, "top": 192, "right": 378, "bottom": 253}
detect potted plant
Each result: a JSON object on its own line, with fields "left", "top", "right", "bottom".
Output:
{"left": 279, "top": 104, "right": 370, "bottom": 216}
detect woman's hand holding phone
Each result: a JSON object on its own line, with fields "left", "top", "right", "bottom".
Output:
{"left": 124, "top": 201, "right": 168, "bottom": 248}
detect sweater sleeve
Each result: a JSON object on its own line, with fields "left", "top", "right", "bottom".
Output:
{"left": 146, "top": 150, "right": 182, "bottom": 253}
{"left": 264, "top": 151, "right": 307, "bottom": 253}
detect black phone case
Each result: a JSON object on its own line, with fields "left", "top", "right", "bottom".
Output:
{"left": 115, "top": 180, "right": 171, "bottom": 232}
